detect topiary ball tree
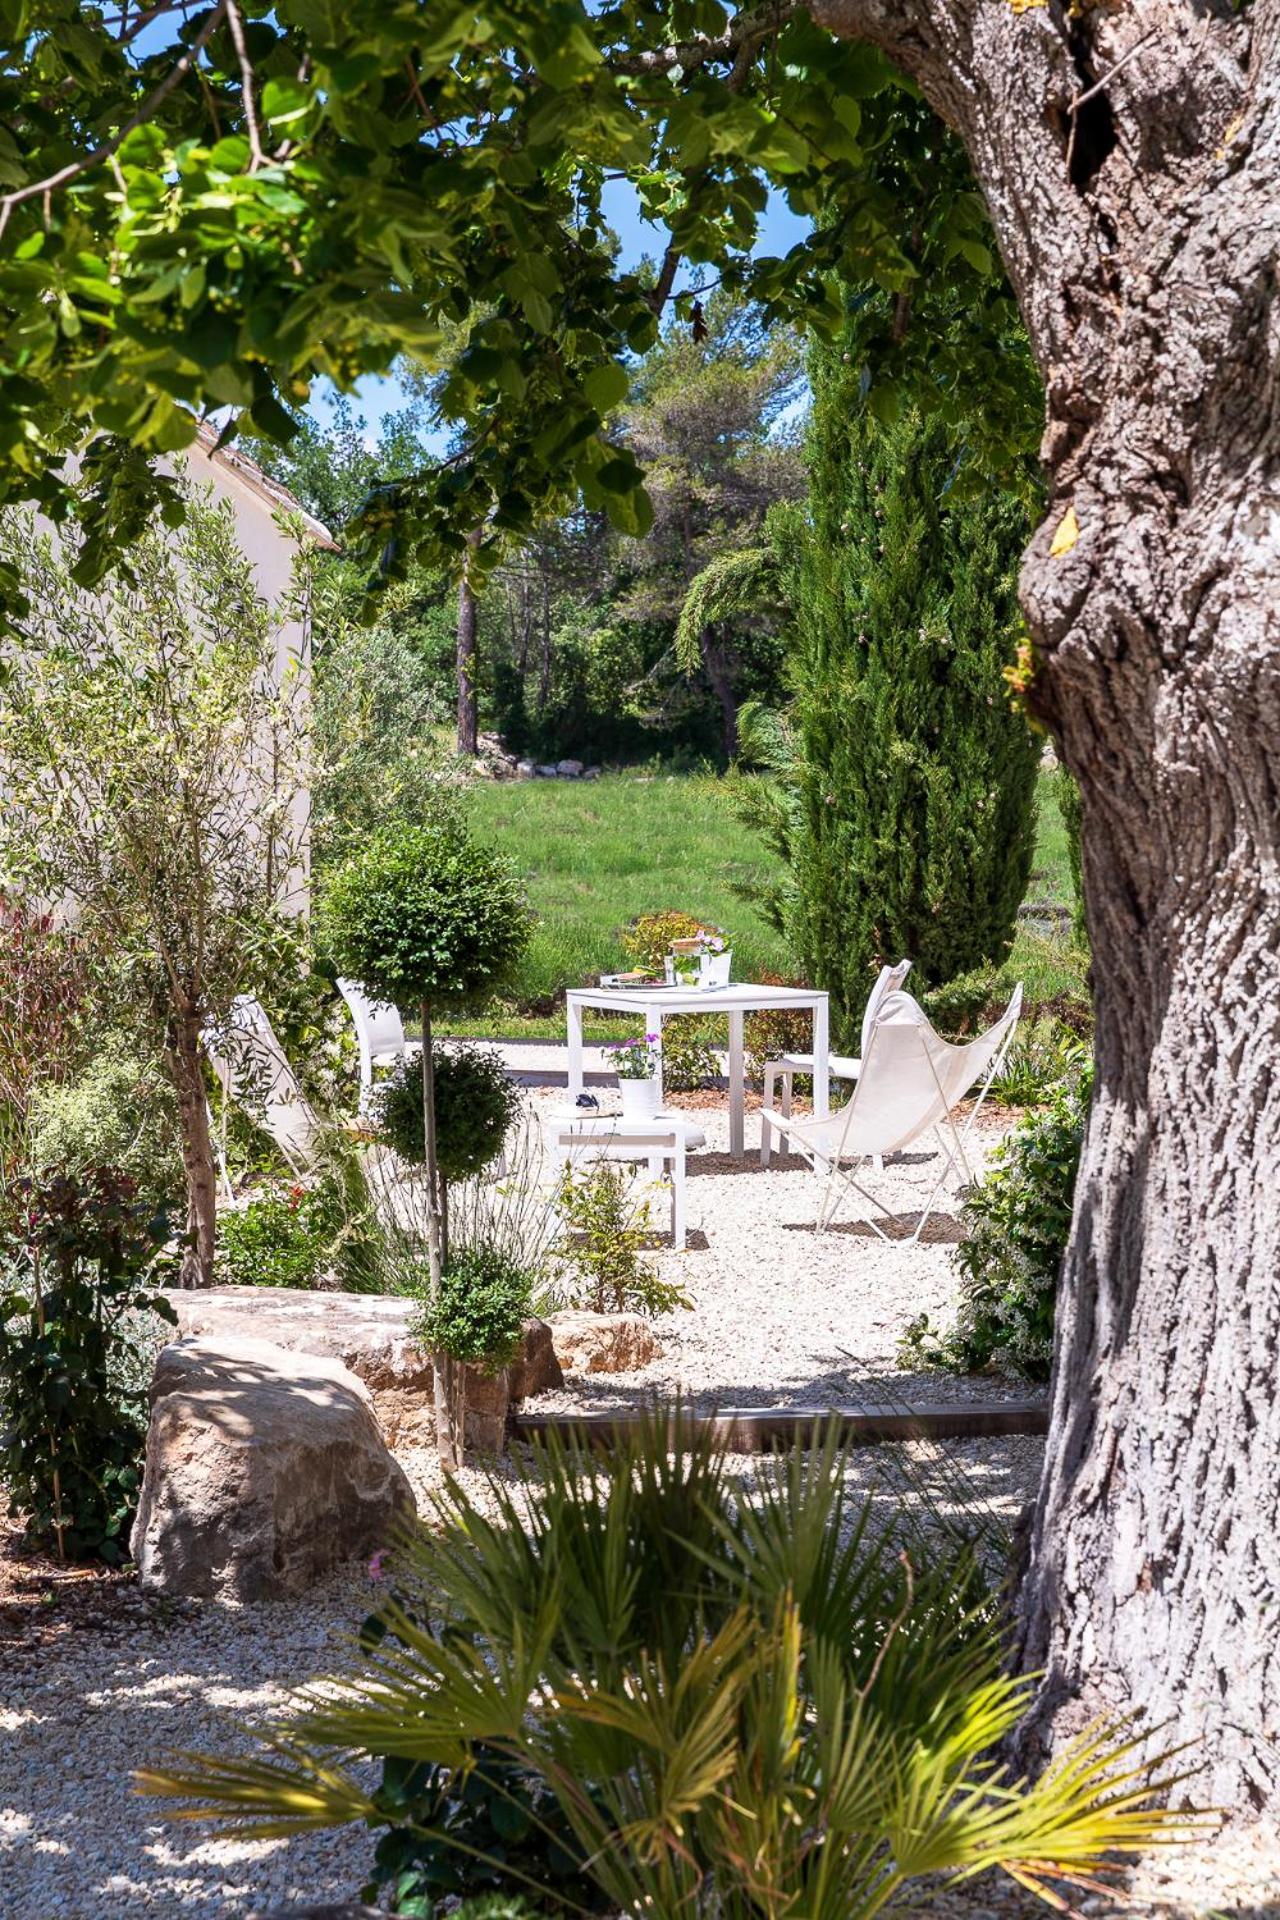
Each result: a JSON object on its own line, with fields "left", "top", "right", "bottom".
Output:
{"left": 319, "top": 819, "right": 529, "bottom": 1465}
{"left": 375, "top": 1041, "right": 523, "bottom": 1253}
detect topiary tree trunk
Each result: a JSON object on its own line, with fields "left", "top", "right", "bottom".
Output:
{"left": 789, "top": 392, "right": 1038, "bottom": 1040}
{"left": 418, "top": 1001, "right": 460, "bottom": 1470}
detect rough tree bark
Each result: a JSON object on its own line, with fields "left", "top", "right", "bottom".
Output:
{"left": 167, "top": 1006, "right": 218, "bottom": 1289}
{"left": 810, "top": 0, "right": 1280, "bottom": 1809}
{"left": 456, "top": 537, "right": 480, "bottom": 759}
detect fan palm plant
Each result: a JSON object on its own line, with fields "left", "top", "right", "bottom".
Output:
{"left": 137, "top": 1412, "right": 1204, "bottom": 1916}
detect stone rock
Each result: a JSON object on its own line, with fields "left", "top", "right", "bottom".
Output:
{"left": 556, "top": 757, "right": 584, "bottom": 777}
{"left": 167, "top": 1287, "right": 436, "bottom": 1445}
{"left": 547, "top": 1309, "right": 662, "bottom": 1375}
{"left": 515, "top": 759, "right": 536, "bottom": 779}
{"left": 583, "top": 765, "right": 602, "bottom": 780}
{"left": 132, "top": 1336, "right": 415, "bottom": 1601}
{"left": 536, "top": 763, "right": 559, "bottom": 778}
{"left": 507, "top": 1316, "right": 565, "bottom": 1400}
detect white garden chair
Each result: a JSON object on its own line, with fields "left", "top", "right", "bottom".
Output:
{"left": 761, "top": 958, "right": 913, "bottom": 1167}
{"left": 337, "top": 976, "right": 419, "bottom": 1113}
{"left": 203, "top": 994, "right": 326, "bottom": 1198}
{"left": 760, "top": 984, "right": 1022, "bottom": 1243}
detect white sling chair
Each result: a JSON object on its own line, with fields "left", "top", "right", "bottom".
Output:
{"left": 761, "top": 985, "right": 1022, "bottom": 1243}
{"left": 336, "top": 977, "right": 419, "bottom": 1114}
{"left": 203, "top": 994, "right": 326, "bottom": 1198}
{"left": 761, "top": 957, "right": 913, "bottom": 1166}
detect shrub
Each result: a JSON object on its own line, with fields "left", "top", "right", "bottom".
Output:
{"left": 658, "top": 1013, "right": 721, "bottom": 1091}
{"left": 744, "top": 970, "right": 817, "bottom": 1082}
{"left": 27, "top": 1035, "right": 183, "bottom": 1215}
{"left": 901, "top": 1058, "right": 1092, "bottom": 1383}
{"left": 990, "top": 1021, "right": 1089, "bottom": 1109}
{"left": 414, "top": 1245, "right": 533, "bottom": 1373}
{"left": 0, "top": 1167, "right": 176, "bottom": 1563}
{"left": 553, "top": 1162, "right": 690, "bottom": 1317}
{"left": 217, "top": 1175, "right": 376, "bottom": 1292}
{"left": 143, "top": 1414, "right": 1192, "bottom": 1907}
{"left": 619, "top": 909, "right": 708, "bottom": 973}
{"left": 319, "top": 819, "right": 530, "bottom": 1017}
{"left": 363, "top": 1741, "right": 607, "bottom": 1916}
{"left": 375, "top": 1044, "right": 522, "bottom": 1182}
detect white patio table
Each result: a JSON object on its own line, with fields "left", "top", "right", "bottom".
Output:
{"left": 565, "top": 982, "right": 830, "bottom": 1160}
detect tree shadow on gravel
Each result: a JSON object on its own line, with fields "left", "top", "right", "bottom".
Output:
{"left": 0, "top": 1569, "right": 378, "bottom": 1916}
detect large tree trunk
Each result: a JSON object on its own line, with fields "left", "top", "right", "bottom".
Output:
{"left": 811, "top": 0, "right": 1280, "bottom": 1807}
{"left": 168, "top": 1009, "right": 218, "bottom": 1289}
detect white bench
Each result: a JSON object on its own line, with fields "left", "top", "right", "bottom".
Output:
{"left": 546, "top": 1107, "right": 706, "bottom": 1250}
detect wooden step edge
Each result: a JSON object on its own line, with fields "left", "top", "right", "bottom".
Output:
{"left": 511, "top": 1399, "right": 1049, "bottom": 1452}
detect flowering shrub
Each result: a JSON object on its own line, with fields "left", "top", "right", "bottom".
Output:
{"left": 218, "top": 1177, "right": 360, "bottom": 1291}
{"left": 603, "top": 1034, "right": 660, "bottom": 1081}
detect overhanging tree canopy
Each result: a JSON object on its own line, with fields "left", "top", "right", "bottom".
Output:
{"left": 3, "top": 0, "right": 1278, "bottom": 1813}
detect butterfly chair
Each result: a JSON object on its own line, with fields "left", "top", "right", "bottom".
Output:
{"left": 336, "top": 977, "right": 420, "bottom": 1115}
{"left": 761, "top": 957, "right": 913, "bottom": 1167}
{"left": 760, "top": 985, "right": 1022, "bottom": 1243}
{"left": 203, "top": 994, "right": 326, "bottom": 1202}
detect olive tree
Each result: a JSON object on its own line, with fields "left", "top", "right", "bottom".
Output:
{"left": 0, "top": 494, "right": 307, "bottom": 1287}
{"left": 319, "top": 820, "right": 528, "bottom": 1465}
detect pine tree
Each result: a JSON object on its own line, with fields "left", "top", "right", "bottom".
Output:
{"left": 789, "top": 356, "right": 1038, "bottom": 1039}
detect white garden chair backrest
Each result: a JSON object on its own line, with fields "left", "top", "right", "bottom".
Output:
{"left": 337, "top": 977, "right": 408, "bottom": 1099}
{"left": 858, "top": 958, "right": 914, "bottom": 1059}
{"left": 832, "top": 984, "right": 1022, "bottom": 1162}
{"left": 203, "top": 994, "right": 324, "bottom": 1174}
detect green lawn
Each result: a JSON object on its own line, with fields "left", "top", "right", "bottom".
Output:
{"left": 450, "top": 767, "right": 1084, "bottom": 1039}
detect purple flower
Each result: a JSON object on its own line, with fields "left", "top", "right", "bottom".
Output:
{"left": 368, "top": 1550, "right": 387, "bottom": 1581}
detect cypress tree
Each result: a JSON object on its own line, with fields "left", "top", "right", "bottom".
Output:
{"left": 789, "top": 356, "right": 1038, "bottom": 1039}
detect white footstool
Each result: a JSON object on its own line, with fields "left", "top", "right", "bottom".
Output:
{"left": 546, "top": 1106, "right": 706, "bottom": 1250}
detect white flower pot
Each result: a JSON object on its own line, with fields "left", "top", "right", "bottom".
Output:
{"left": 699, "top": 949, "right": 732, "bottom": 988}
{"left": 619, "top": 1075, "right": 662, "bottom": 1118}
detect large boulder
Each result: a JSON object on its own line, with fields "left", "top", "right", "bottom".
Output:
{"left": 167, "top": 1287, "right": 547, "bottom": 1449}
{"left": 132, "top": 1336, "right": 415, "bottom": 1600}
{"left": 168, "top": 1288, "right": 436, "bottom": 1444}
{"left": 547, "top": 1310, "right": 662, "bottom": 1375}
{"left": 508, "top": 1316, "right": 565, "bottom": 1400}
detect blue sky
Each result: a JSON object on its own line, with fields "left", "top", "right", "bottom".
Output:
{"left": 315, "top": 181, "right": 813, "bottom": 443}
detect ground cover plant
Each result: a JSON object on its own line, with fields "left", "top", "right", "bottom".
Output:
{"left": 140, "top": 1416, "right": 1199, "bottom": 1913}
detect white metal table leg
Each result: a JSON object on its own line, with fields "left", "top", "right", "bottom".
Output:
{"left": 728, "top": 1008, "right": 745, "bottom": 1157}
{"left": 811, "top": 997, "right": 830, "bottom": 1175}
{"left": 567, "top": 995, "right": 585, "bottom": 1100}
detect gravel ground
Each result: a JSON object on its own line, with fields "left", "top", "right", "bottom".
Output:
{"left": 2, "top": 1071, "right": 1275, "bottom": 1915}
{"left": 3, "top": 1445, "right": 1278, "bottom": 1916}
{"left": 526, "top": 1083, "right": 1030, "bottom": 1414}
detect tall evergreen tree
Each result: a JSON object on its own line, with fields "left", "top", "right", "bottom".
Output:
{"left": 789, "top": 359, "right": 1038, "bottom": 1038}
